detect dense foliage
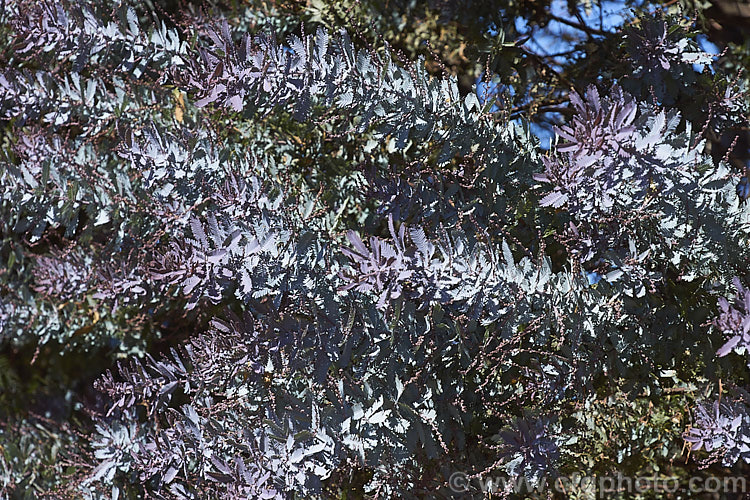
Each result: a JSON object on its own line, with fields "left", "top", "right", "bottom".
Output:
{"left": 2, "top": 0, "right": 750, "bottom": 498}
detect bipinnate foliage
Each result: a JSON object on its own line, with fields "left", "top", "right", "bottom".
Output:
{"left": 684, "top": 280, "right": 750, "bottom": 469}
{"left": 1, "top": 0, "right": 750, "bottom": 498}
{"left": 684, "top": 393, "right": 750, "bottom": 468}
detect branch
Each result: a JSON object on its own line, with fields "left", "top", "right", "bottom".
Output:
{"left": 549, "top": 14, "right": 608, "bottom": 36}
{"left": 510, "top": 102, "right": 571, "bottom": 120}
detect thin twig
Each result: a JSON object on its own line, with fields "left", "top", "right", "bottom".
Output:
{"left": 549, "top": 14, "right": 608, "bottom": 36}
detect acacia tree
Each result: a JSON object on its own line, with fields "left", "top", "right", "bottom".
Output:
{"left": 2, "top": 0, "right": 750, "bottom": 498}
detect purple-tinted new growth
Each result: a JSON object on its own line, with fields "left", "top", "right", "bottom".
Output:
{"left": 626, "top": 19, "right": 712, "bottom": 78}
{"left": 555, "top": 85, "right": 637, "bottom": 167}
{"left": 497, "top": 416, "right": 560, "bottom": 482}
{"left": 338, "top": 215, "right": 413, "bottom": 309}
{"left": 684, "top": 399, "right": 750, "bottom": 466}
{"left": 715, "top": 278, "right": 750, "bottom": 358}
{"left": 534, "top": 84, "right": 638, "bottom": 211}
